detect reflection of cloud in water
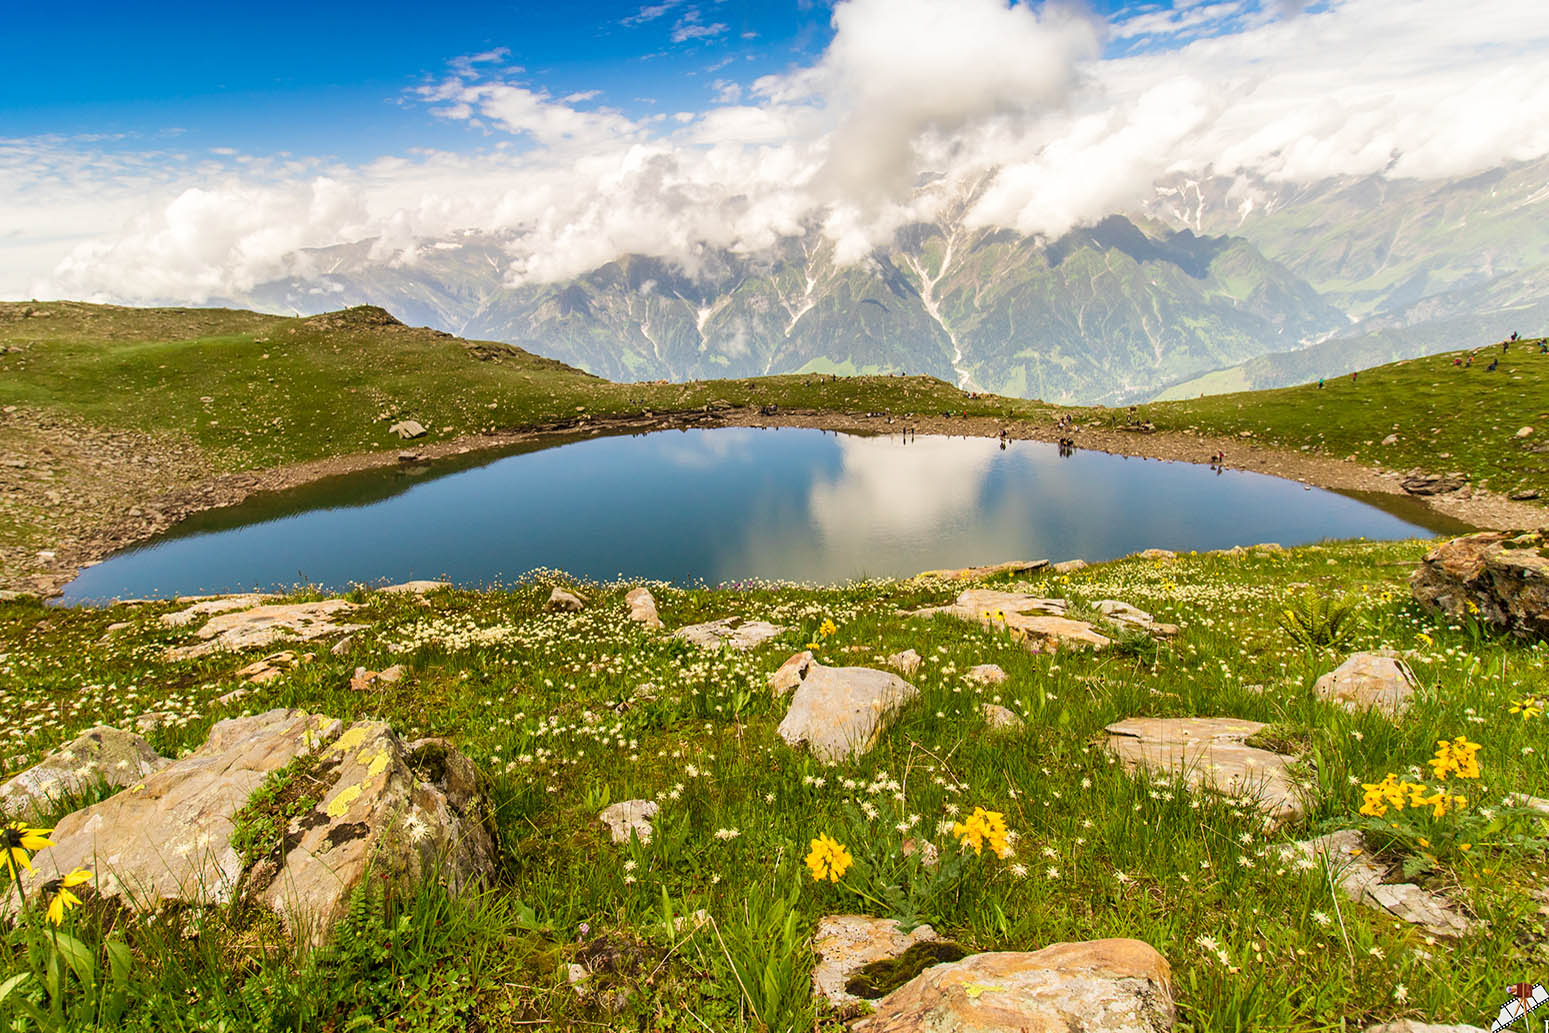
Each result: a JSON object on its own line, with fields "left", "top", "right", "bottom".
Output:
{"left": 808, "top": 434, "right": 1000, "bottom": 545}
{"left": 648, "top": 427, "right": 761, "bottom": 471}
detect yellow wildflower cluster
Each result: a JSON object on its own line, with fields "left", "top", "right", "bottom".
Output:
{"left": 1359, "top": 774, "right": 1468, "bottom": 818}
{"left": 818, "top": 618, "right": 838, "bottom": 638}
{"left": 1509, "top": 698, "right": 1543, "bottom": 720}
{"left": 952, "top": 807, "right": 1011, "bottom": 858}
{"left": 806, "top": 833, "right": 853, "bottom": 883}
{"left": 1426, "top": 737, "right": 1481, "bottom": 781}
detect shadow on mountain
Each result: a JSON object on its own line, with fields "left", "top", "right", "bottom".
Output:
{"left": 1048, "top": 215, "right": 1231, "bottom": 279}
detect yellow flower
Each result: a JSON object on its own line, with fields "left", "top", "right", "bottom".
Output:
{"left": 818, "top": 618, "right": 837, "bottom": 638}
{"left": 2, "top": 822, "right": 53, "bottom": 878}
{"left": 43, "top": 868, "right": 92, "bottom": 926}
{"left": 1416, "top": 632, "right": 1433, "bottom": 647}
{"left": 1426, "top": 737, "right": 1482, "bottom": 781}
{"left": 1510, "top": 698, "right": 1544, "bottom": 720}
{"left": 805, "top": 833, "right": 853, "bottom": 883}
{"left": 952, "top": 807, "right": 1011, "bottom": 858}
{"left": 1465, "top": 600, "right": 1480, "bottom": 615}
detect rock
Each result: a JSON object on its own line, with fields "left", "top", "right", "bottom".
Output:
{"left": 262, "top": 726, "right": 496, "bottom": 944}
{"left": 1364, "top": 1023, "right": 1486, "bottom": 1033}
{"left": 813, "top": 915, "right": 943, "bottom": 1009}
{"left": 1517, "top": 426, "right": 1535, "bottom": 439}
{"left": 215, "top": 687, "right": 250, "bottom": 706}
{"left": 1381, "top": 433, "right": 1399, "bottom": 445}
{"left": 0, "top": 726, "right": 168, "bottom": 820}
{"left": 1313, "top": 652, "right": 1419, "bottom": 715}
{"left": 379, "top": 580, "right": 449, "bottom": 595}
{"left": 397, "top": 451, "right": 421, "bottom": 463}
{"left": 1095, "top": 600, "right": 1180, "bottom": 637}
{"left": 625, "top": 587, "right": 663, "bottom": 629}
{"left": 378, "top": 664, "right": 405, "bottom": 683}
{"left": 908, "top": 591, "right": 1111, "bottom": 651}
{"left": 1400, "top": 470, "right": 1468, "bottom": 495}
{"left": 965, "top": 664, "right": 1007, "bottom": 685}
{"left": 887, "top": 649, "right": 922, "bottom": 675}
{"left": 915, "top": 560, "right": 1049, "bottom": 581}
{"left": 1052, "top": 559, "right": 1088, "bottom": 574}
{"left": 1507, "top": 793, "right": 1549, "bottom": 815}
{"left": 673, "top": 617, "right": 786, "bottom": 651}
{"left": 234, "top": 650, "right": 305, "bottom": 685}
{"left": 1288, "top": 831, "right": 1475, "bottom": 938}
{"left": 769, "top": 651, "right": 814, "bottom": 696}
{"left": 599, "top": 800, "right": 659, "bottom": 844}
{"left": 1103, "top": 717, "right": 1306, "bottom": 822}
{"left": 8, "top": 710, "right": 342, "bottom": 915}
{"left": 104, "top": 621, "right": 132, "bottom": 635}
{"left": 133, "top": 711, "right": 178, "bottom": 733}
{"left": 389, "top": 420, "right": 426, "bottom": 440}
{"left": 854, "top": 939, "right": 1174, "bottom": 1033}
{"left": 981, "top": 704, "right": 1024, "bottom": 731}
{"left": 330, "top": 635, "right": 356, "bottom": 657}
{"left": 1510, "top": 489, "right": 1542, "bottom": 501}
{"left": 777, "top": 662, "right": 919, "bottom": 764}
{"left": 1410, "top": 530, "right": 1549, "bottom": 641}
{"left": 160, "top": 594, "right": 273, "bottom": 628}
{"left": 167, "top": 600, "right": 368, "bottom": 659}
{"left": 547, "top": 587, "right": 587, "bottom": 612}
{"left": 1135, "top": 548, "right": 1176, "bottom": 561}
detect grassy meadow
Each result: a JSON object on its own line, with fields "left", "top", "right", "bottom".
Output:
{"left": 1, "top": 540, "right": 1544, "bottom": 1031}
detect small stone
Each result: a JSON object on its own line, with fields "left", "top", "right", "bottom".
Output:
{"left": 389, "top": 419, "right": 426, "bottom": 440}
{"left": 625, "top": 587, "right": 663, "bottom": 629}
{"left": 887, "top": 649, "right": 922, "bottom": 675}
{"left": 1516, "top": 426, "right": 1535, "bottom": 438}
{"left": 330, "top": 635, "right": 355, "bottom": 657}
{"left": 1135, "top": 548, "right": 1176, "bottom": 561}
{"left": 980, "top": 703, "right": 1024, "bottom": 731}
{"left": 812, "top": 915, "right": 943, "bottom": 1009}
{"left": 1381, "top": 433, "right": 1399, "bottom": 445}
{"left": 965, "top": 664, "right": 1007, "bottom": 685}
{"left": 1289, "top": 831, "right": 1474, "bottom": 938}
{"left": 599, "top": 800, "right": 659, "bottom": 844}
{"left": 547, "top": 587, "right": 587, "bottom": 612}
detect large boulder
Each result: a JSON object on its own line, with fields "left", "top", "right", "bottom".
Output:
{"left": 854, "top": 939, "right": 1174, "bottom": 1033}
{"left": 9, "top": 710, "right": 341, "bottom": 912}
{"left": 263, "top": 726, "right": 495, "bottom": 943}
{"left": 778, "top": 663, "right": 919, "bottom": 764}
{"left": 625, "top": 587, "right": 663, "bottom": 629}
{"left": 1313, "top": 652, "right": 1419, "bottom": 716}
{"left": 167, "top": 600, "right": 368, "bottom": 659}
{"left": 0, "top": 726, "right": 168, "bottom": 820}
{"left": 11, "top": 710, "right": 496, "bottom": 946}
{"left": 908, "top": 591, "right": 1111, "bottom": 651}
{"left": 1400, "top": 470, "right": 1468, "bottom": 496}
{"left": 1410, "top": 531, "right": 1549, "bottom": 641}
{"left": 1103, "top": 717, "right": 1306, "bottom": 823}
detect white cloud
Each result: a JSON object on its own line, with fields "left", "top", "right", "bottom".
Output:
{"left": 10, "top": 0, "right": 1549, "bottom": 303}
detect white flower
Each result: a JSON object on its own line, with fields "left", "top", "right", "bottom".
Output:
{"left": 713, "top": 828, "right": 740, "bottom": 840}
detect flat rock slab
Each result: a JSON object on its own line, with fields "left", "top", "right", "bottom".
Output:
{"left": 0, "top": 726, "right": 168, "bottom": 820}
{"left": 378, "top": 580, "right": 450, "bottom": 595}
{"left": 1103, "top": 717, "right": 1306, "bottom": 822}
{"left": 1410, "top": 530, "right": 1549, "bottom": 641}
{"left": 10, "top": 709, "right": 341, "bottom": 912}
{"left": 965, "top": 664, "right": 1007, "bottom": 685}
{"left": 813, "top": 914, "right": 942, "bottom": 1009}
{"left": 1313, "top": 652, "right": 1418, "bottom": 716}
{"left": 1365, "top": 1023, "right": 1486, "bottom": 1033}
{"left": 915, "top": 560, "right": 1049, "bottom": 581}
{"left": 778, "top": 663, "right": 920, "bottom": 764}
{"left": 626, "top": 587, "right": 663, "bottom": 629}
{"left": 168, "top": 600, "right": 368, "bottom": 659}
{"left": 160, "top": 594, "right": 273, "bottom": 628}
{"left": 235, "top": 650, "right": 309, "bottom": 685}
{"left": 673, "top": 617, "right": 786, "bottom": 651}
{"left": 264, "top": 724, "right": 495, "bottom": 944}
{"left": 599, "top": 800, "right": 659, "bottom": 844}
{"left": 1288, "top": 831, "right": 1475, "bottom": 938}
{"left": 909, "top": 591, "right": 1111, "bottom": 652}
{"left": 855, "top": 939, "right": 1174, "bottom": 1033}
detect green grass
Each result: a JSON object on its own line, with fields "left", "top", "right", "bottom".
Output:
{"left": 1, "top": 541, "right": 1544, "bottom": 1030}
{"left": 1128, "top": 341, "right": 1549, "bottom": 497}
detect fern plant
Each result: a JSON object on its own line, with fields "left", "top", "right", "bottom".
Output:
{"left": 1276, "top": 589, "right": 1359, "bottom": 648}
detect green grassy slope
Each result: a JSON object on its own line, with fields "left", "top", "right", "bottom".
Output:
{"left": 1132, "top": 341, "right": 1549, "bottom": 498}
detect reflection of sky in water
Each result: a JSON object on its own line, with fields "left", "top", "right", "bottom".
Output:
{"left": 62, "top": 427, "right": 1438, "bottom": 601}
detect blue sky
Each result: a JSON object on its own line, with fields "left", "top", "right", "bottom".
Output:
{"left": 3, "top": 0, "right": 1145, "bottom": 161}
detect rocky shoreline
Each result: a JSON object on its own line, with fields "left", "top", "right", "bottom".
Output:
{"left": 4, "top": 403, "right": 1544, "bottom": 599}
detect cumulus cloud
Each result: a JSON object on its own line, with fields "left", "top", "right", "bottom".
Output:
{"left": 11, "top": 0, "right": 1549, "bottom": 303}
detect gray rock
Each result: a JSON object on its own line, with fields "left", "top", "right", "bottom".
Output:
{"left": 1104, "top": 717, "right": 1306, "bottom": 823}
{"left": 908, "top": 590, "right": 1111, "bottom": 651}
{"left": 777, "top": 663, "right": 919, "bottom": 764}
{"left": 625, "top": 587, "right": 663, "bottom": 629}
{"left": 547, "top": 587, "right": 587, "bottom": 612}
{"left": 1051, "top": 559, "right": 1088, "bottom": 574}
{"left": 167, "top": 600, "right": 368, "bottom": 659}
{"left": 1400, "top": 470, "right": 1468, "bottom": 495}
{"left": 1313, "top": 652, "right": 1418, "bottom": 716}
{"left": 812, "top": 914, "right": 942, "bottom": 1008}
{"left": 887, "top": 649, "right": 922, "bottom": 675}
{"left": 768, "top": 651, "right": 814, "bottom": 696}
{"left": 853, "top": 939, "right": 1174, "bottom": 1033}
{"left": 1288, "top": 831, "right": 1475, "bottom": 938}
{"left": 981, "top": 704, "right": 1024, "bottom": 731}
{"left": 599, "top": 799, "right": 659, "bottom": 844}
{"left": 1410, "top": 530, "right": 1549, "bottom": 641}
{"left": 1095, "top": 600, "right": 1180, "bottom": 637}
{"left": 379, "top": 580, "right": 450, "bottom": 595}
{"left": 0, "top": 726, "right": 168, "bottom": 820}
{"left": 389, "top": 420, "right": 426, "bottom": 440}
{"left": 965, "top": 664, "right": 1007, "bottom": 685}
{"left": 673, "top": 617, "right": 785, "bottom": 650}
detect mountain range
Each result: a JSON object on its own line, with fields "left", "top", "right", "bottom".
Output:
{"left": 226, "top": 158, "right": 1549, "bottom": 404}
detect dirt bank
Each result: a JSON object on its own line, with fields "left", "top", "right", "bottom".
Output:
{"left": 4, "top": 405, "right": 1544, "bottom": 598}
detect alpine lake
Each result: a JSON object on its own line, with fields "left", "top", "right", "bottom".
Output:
{"left": 59, "top": 427, "right": 1472, "bottom": 603}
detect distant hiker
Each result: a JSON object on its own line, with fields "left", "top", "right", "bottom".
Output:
{"left": 1540, "top": 341, "right": 1548, "bottom": 353}
{"left": 1511, "top": 331, "right": 1519, "bottom": 341}
{"left": 1318, "top": 378, "right": 1325, "bottom": 388}
{"left": 1488, "top": 358, "right": 1499, "bottom": 371}
{"left": 1350, "top": 371, "right": 1358, "bottom": 382}
{"left": 1453, "top": 357, "right": 1462, "bottom": 366}
{"left": 1503, "top": 341, "right": 1510, "bottom": 352}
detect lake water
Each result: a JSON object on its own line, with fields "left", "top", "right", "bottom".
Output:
{"left": 60, "top": 428, "right": 1467, "bottom": 602}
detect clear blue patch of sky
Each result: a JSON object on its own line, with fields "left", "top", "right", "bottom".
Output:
{"left": 6, "top": 0, "right": 1193, "bottom": 162}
